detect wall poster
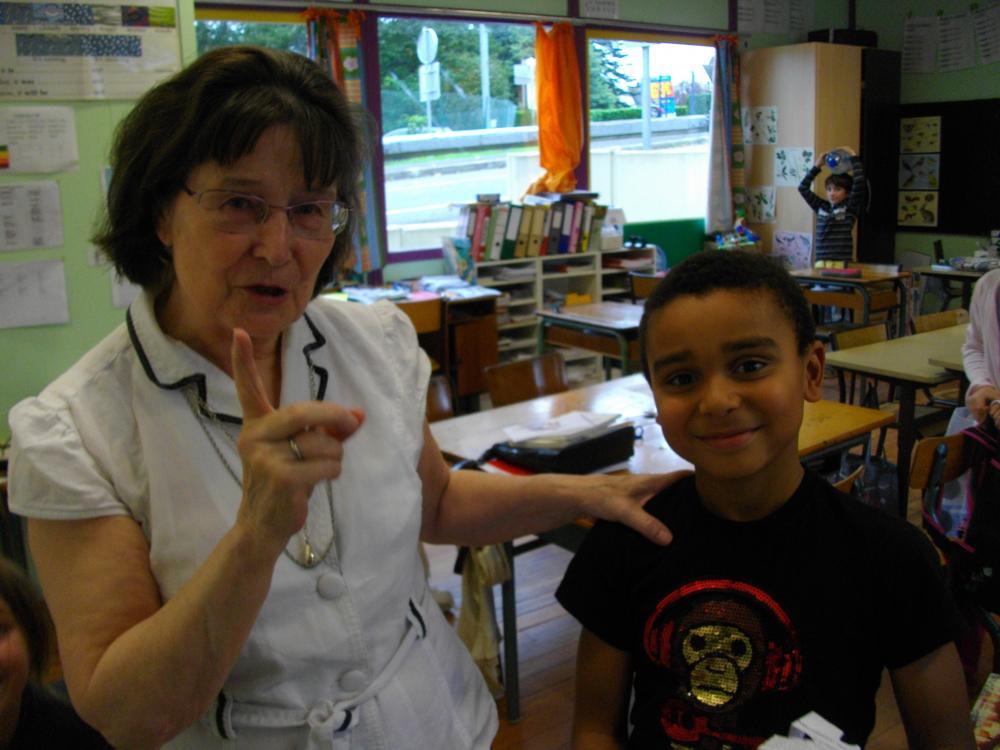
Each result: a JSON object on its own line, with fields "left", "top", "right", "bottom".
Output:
{"left": 0, "top": 0, "right": 181, "bottom": 100}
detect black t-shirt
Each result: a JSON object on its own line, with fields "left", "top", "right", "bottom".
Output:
{"left": 556, "top": 471, "right": 961, "bottom": 749}
{"left": 8, "top": 682, "right": 110, "bottom": 749}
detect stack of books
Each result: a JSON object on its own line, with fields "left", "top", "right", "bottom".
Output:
{"left": 449, "top": 191, "right": 609, "bottom": 262}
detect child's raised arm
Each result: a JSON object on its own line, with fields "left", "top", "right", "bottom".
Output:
{"left": 572, "top": 628, "right": 633, "bottom": 749}
{"left": 890, "top": 642, "right": 975, "bottom": 750}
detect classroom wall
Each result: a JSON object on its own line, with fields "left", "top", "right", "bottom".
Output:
{"left": 0, "top": 0, "right": 994, "bottom": 432}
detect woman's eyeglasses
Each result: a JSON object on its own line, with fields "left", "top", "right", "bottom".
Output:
{"left": 182, "top": 187, "right": 350, "bottom": 240}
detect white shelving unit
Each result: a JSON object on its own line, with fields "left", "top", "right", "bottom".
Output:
{"left": 475, "top": 245, "right": 656, "bottom": 373}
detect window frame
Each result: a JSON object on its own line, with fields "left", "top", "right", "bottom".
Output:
{"left": 192, "top": 5, "right": 720, "bottom": 266}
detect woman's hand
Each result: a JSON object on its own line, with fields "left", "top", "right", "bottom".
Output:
{"left": 573, "top": 471, "right": 689, "bottom": 545}
{"left": 966, "top": 385, "right": 1000, "bottom": 424}
{"left": 230, "top": 328, "right": 363, "bottom": 557}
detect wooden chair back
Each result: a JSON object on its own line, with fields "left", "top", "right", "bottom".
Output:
{"left": 829, "top": 322, "right": 888, "bottom": 351}
{"left": 832, "top": 464, "right": 864, "bottom": 494}
{"left": 484, "top": 352, "right": 569, "bottom": 408}
{"left": 629, "top": 272, "right": 660, "bottom": 302}
{"left": 909, "top": 433, "right": 968, "bottom": 490}
{"left": 913, "top": 308, "right": 969, "bottom": 334}
{"left": 425, "top": 375, "right": 455, "bottom": 423}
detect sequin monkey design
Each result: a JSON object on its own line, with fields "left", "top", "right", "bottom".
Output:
{"left": 642, "top": 579, "right": 803, "bottom": 748}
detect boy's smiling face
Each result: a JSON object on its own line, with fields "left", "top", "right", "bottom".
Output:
{"left": 645, "top": 288, "right": 825, "bottom": 517}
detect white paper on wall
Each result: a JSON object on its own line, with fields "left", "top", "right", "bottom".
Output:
{"left": 902, "top": 16, "right": 938, "bottom": 74}
{"left": 0, "top": 259, "right": 68, "bottom": 328}
{"left": 0, "top": 180, "right": 63, "bottom": 251}
{"left": 974, "top": 4, "right": 1000, "bottom": 65}
{"left": 746, "top": 186, "right": 776, "bottom": 224}
{"left": 774, "top": 147, "right": 814, "bottom": 186}
{"left": 0, "top": 106, "right": 78, "bottom": 172}
{"left": 773, "top": 231, "right": 813, "bottom": 270}
{"left": 937, "top": 12, "right": 976, "bottom": 72}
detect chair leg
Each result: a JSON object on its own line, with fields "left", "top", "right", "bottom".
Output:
{"left": 501, "top": 541, "right": 520, "bottom": 723}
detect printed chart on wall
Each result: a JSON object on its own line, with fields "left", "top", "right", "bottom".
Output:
{"left": 0, "top": 0, "right": 181, "bottom": 99}
{"left": 897, "top": 116, "right": 940, "bottom": 228}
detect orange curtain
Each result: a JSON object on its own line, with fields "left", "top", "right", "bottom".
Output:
{"left": 524, "top": 22, "right": 582, "bottom": 196}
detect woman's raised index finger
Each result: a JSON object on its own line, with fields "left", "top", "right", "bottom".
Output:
{"left": 231, "top": 328, "right": 275, "bottom": 421}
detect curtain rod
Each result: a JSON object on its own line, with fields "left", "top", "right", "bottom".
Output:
{"left": 197, "top": 0, "right": 727, "bottom": 36}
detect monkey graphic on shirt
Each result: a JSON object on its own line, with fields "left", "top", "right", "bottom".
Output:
{"left": 642, "top": 579, "right": 803, "bottom": 749}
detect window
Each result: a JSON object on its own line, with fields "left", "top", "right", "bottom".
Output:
{"left": 587, "top": 34, "right": 714, "bottom": 223}
{"left": 194, "top": 10, "right": 307, "bottom": 57}
{"left": 378, "top": 17, "right": 538, "bottom": 258}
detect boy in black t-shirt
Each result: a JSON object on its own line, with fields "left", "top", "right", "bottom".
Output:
{"left": 556, "top": 251, "right": 973, "bottom": 749}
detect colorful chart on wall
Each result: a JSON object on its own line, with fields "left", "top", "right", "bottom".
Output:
{"left": 899, "top": 116, "right": 941, "bottom": 153}
{"left": 897, "top": 190, "right": 938, "bottom": 227}
{"left": 772, "top": 231, "right": 812, "bottom": 270}
{"left": 0, "top": 0, "right": 181, "bottom": 99}
{"left": 898, "top": 153, "right": 940, "bottom": 190}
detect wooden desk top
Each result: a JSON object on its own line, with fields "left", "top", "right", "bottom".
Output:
{"left": 536, "top": 301, "right": 643, "bottom": 331}
{"left": 430, "top": 374, "right": 893, "bottom": 475}
{"left": 912, "top": 265, "right": 987, "bottom": 280}
{"left": 790, "top": 269, "right": 907, "bottom": 286}
{"left": 825, "top": 324, "right": 967, "bottom": 385}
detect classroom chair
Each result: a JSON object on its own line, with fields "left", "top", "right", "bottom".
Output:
{"left": 483, "top": 352, "right": 569, "bottom": 408}
{"left": 628, "top": 271, "right": 661, "bottom": 303}
{"left": 911, "top": 308, "right": 970, "bottom": 410}
{"left": 425, "top": 374, "right": 455, "bottom": 423}
{"left": 910, "top": 432, "right": 1000, "bottom": 674}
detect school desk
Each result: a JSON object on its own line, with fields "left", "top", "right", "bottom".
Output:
{"left": 430, "top": 373, "right": 894, "bottom": 722}
{"left": 535, "top": 301, "right": 643, "bottom": 374}
{"left": 825, "top": 323, "right": 967, "bottom": 516}
{"left": 790, "top": 268, "right": 910, "bottom": 334}
{"left": 913, "top": 265, "right": 986, "bottom": 310}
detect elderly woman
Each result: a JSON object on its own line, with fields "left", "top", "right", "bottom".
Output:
{"left": 8, "top": 47, "right": 678, "bottom": 749}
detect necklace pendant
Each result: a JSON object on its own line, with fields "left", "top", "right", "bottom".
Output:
{"left": 301, "top": 539, "right": 317, "bottom": 567}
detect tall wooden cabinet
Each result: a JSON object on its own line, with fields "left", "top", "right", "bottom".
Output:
{"left": 740, "top": 43, "right": 862, "bottom": 261}
{"left": 741, "top": 42, "right": 901, "bottom": 264}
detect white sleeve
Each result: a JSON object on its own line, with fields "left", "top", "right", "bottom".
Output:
{"left": 8, "top": 397, "right": 131, "bottom": 520}
{"left": 371, "top": 300, "right": 432, "bottom": 448}
{"left": 962, "top": 271, "right": 999, "bottom": 393}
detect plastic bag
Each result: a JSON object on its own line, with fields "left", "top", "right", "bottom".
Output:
{"left": 936, "top": 407, "right": 978, "bottom": 536}
{"left": 837, "top": 452, "right": 898, "bottom": 514}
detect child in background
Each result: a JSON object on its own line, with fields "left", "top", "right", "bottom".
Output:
{"left": 0, "top": 558, "right": 110, "bottom": 748}
{"left": 798, "top": 148, "right": 866, "bottom": 266}
{"left": 556, "top": 251, "right": 973, "bottom": 749}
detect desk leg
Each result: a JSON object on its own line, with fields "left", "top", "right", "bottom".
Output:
{"left": 895, "top": 384, "right": 916, "bottom": 517}
{"left": 501, "top": 540, "right": 520, "bottom": 723}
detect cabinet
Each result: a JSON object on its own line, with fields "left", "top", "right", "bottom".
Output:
{"left": 474, "top": 246, "right": 656, "bottom": 374}
{"left": 740, "top": 43, "right": 862, "bottom": 263}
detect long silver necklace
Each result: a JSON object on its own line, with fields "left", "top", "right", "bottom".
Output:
{"left": 185, "top": 360, "right": 336, "bottom": 569}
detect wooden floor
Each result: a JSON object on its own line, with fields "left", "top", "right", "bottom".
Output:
{"left": 425, "top": 372, "right": 987, "bottom": 749}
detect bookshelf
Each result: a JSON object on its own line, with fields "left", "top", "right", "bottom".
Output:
{"left": 475, "top": 245, "right": 656, "bottom": 375}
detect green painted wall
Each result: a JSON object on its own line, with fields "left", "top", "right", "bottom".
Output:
{"left": 3, "top": 0, "right": 998, "bottom": 435}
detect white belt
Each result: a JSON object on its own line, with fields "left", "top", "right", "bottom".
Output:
{"left": 213, "top": 598, "right": 428, "bottom": 749}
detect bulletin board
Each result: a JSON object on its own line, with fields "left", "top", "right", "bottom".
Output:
{"left": 896, "top": 99, "right": 1000, "bottom": 235}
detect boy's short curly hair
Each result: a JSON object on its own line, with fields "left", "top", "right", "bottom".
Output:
{"left": 639, "top": 250, "right": 817, "bottom": 380}
{"left": 92, "top": 45, "right": 365, "bottom": 296}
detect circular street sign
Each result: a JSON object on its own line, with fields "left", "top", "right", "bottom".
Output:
{"left": 416, "top": 27, "right": 438, "bottom": 65}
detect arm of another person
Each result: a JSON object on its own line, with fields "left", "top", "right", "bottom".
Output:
{"left": 571, "top": 628, "right": 632, "bottom": 749}
{"left": 417, "top": 423, "right": 681, "bottom": 547}
{"left": 797, "top": 163, "right": 825, "bottom": 212}
{"left": 27, "top": 330, "right": 362, "bottom": 749}
{"left": 963, "top": 272, "right": 1000, "bottom": 422}
{"left": 889, "top": 642, "right": 975, "bottom": 750}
